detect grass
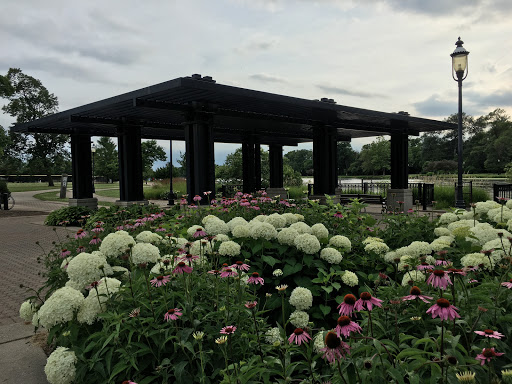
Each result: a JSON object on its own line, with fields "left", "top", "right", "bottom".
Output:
{"left": 34, "top": 191, "right": 114, "bottom": 207}
{"left": 432, "top": 185, "right": 489, "bottom": 209}
{"left": 8, "top": 182, "right": 65, "bottom": 192}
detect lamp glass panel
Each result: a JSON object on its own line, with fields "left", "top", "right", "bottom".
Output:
{"left": 452, "top": 54, "right": 467, "bottom": 72}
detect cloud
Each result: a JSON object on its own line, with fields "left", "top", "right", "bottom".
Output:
{"left": 412, "top": 94, "right": 456, "bottom": 117}
{"left": 249, "top": 73, "right": 288, "bottom": 83}
{"left": 235, "top": 35, "right": 279, "bottom": 54}
{"left": 466, "top": 89, "right": 512, "bottom": 109}
{"left": 316, "top": 85, "right": 385, "bottom": 99}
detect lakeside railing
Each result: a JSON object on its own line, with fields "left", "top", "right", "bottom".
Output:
{"left": 493, "top": 183, "right": 512, "bottom": 202}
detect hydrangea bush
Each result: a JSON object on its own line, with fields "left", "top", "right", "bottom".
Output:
{"left": 21, "top": 195, "right": 512, "bottom": 383}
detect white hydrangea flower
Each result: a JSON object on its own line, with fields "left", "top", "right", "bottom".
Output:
{"left": 460, "top": 210, "right": 475, "bottom": 220}
{"left": 362, "top": 236, "right": 384, "bottom": 245}
{"left": 205, "top": 218, "right": 230, "bottom": 236}
{"left": 398, "top": 255, "right": 418, "bottom": 271}
{"left": 202, "top": 215, "right": 220, "bottom": 225}
{"left": 273, "top": 269, "right": 283, "bottom": 276}
{"left": 136, "top": 230, "right": 162, "bottom": 245}
{"left": 447, "top": 219, "right": 475, "bottom": 232}
{"left": 60, "top": 257, "right": 72, "bottom": 270}
{"left": 66, "top": 253, "right": 113, "bottom": 289}
{"left": 294, "top": 233, "right": 321, "bottom": 254}
{"left": 508, "top": 218, "right": 512, "bottom": 233}
{"left": 491, "top": 208, "right": 512, "bottom": 223}
{"left": 481, "top": 237, "right": 512, "bottom": 264}
{"left": 265, "top": 213, "right": 287, "bottom": 229}
{"left": 506, "top": 200, "right": 512, "bottom": 210}
{"left": 32, "top": 311, "right": 40, "bottom": 327}
{"left": 19, "top": 300, "right": 37, "bottom": 322}
{"left": 214, "top": 234, "right": 230, "bottom": 242}
{"left": 112, "top": 266, "right": 130, "bottom": 278}
{"left": 252, "top": 215, "right": 267, "bottom": 223}
{"left": 289, "top": 287, "right": 313, "bottom": 310}
{"left": 289, "top": 222, "right": 312, "bottom": 234}
{"left": 430, "top": 239, "right": 451, "bottom": 252}
{"left": 466, "top": 223, "right": 499, "bottom": 245}
{"left": 131, "top": 243, "right": 160, "bottom": 265}
{"left": 434, "top": 227, "right": 452, "bottom": 237}
{"left": 277, "top": 227, "right": 300, "bottom": 246}
{"left": 313, "top": 330, "right": 326, "bottom": 353}
{"left": 99, "top": 230, "right": 135, "bottom": 258}
{"left": 328, "top": 235, "right": 351, "bottom": 252}
{"left": 150, "top": 255, "right": 175, "bottom": 274}
{"left": 311, "top": 223, "right": 329, "bottom": 240}
{"left": 289, "top": 310, "right": 310, "bottom": 328}
{"left": 320, "top": 247, "right": 343, "bottom": 264}
{"left": 424, "top": 255, "right": 436, "bottom": 265}
{"left": 250, "top": 222, "right": 278, "bottom": 240}
{"left": 294, "top": 214, "right": 305, "bottom": 222}
{"left": 227, "top": 217, "right": 249, "bottom": 231}
{"left": 341, "top": 270, "right": 358, "bottom": 287}
{"left": 395, "top": 246, "right": 410, "bottom": 257}
{"left": 460, "top": 253, "right": 492, "bottom": 270}
{"left": 218, "top": 241, "right": 241, "bottom": 257}
{"left": 187, "top": 225, "right": 204, "bottom": 238}
{"left": 384, "top": 251, "right": 400, "bottom": 263}
{"left": 401, "top": 270, "right": 426, "bottom": 286}
{"left": 77, "top": 277, "right": 121, "bottom": 325}
{"left": 282, "top": 212, "right": 299, "bottom": 225}
{"left": 406, "top": 241, "right": 432, "bottom": 257}
{"left": 438, "top": 212, "right": 459, "bottom": 225}
{"left": 474, "top": 200, "right": 500, "bottom": 216}
{"left": 44, "top": 347, "right": 77, "bottom": 384}
{"left": 265, "top": 327, "right": 283, "bottom": 345}
{"left": 232, "top": 225, "right": 250, "bottom": 238}
{"left": 364, "top": 241, "right": 389, "bottom": 256}
{"left": 38, "top": 287, "right": 84, "bottom": 329}
{"left": 189, "top": 239, "right": 214, "bottom": 256}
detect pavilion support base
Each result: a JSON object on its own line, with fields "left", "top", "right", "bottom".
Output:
{"left": 309, "top": 194, "right": 340, "bottom": 205}
{"left": 386, "top": 189, "right": 413, "bottom": 213}
{"left": 266, "top": 187, "right": 288, "bottom": 201}
{"left": 69, "top": 198, "right": 98, "bottom": 210}
{"left": 115, "top": 200, "right": 149, "bottom": 207}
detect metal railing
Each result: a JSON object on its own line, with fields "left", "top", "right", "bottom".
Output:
{"left": 493, "top": 183, "right": 512, "bottom": 202}
{"left": 453, "top": 181, "right": 473, "bottom": 207}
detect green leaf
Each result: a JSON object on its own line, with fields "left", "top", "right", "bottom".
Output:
{"left": 319, "top": 304, "right": 331, "bottom": 316}
{"left": 322, "top": 286, "right": 333, "bottom": 294}
{"left": 331, "top": 282, "right": 341, "bottom": 290}
{"left": 303, "top": 254, "right": 314, "bottom": 267}
{"left": 283, "top": 263, "right": 302, "bottom": 277}
{"left": 262, "top": 255, "right": 279, "bottom": 267}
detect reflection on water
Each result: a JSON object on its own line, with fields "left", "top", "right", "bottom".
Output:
{"left": 302, "top": 177, "right": 421, "bottom": 184}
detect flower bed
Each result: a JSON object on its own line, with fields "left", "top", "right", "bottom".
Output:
{"left": 20, "top": 193, "right": 512, "bottom": 383}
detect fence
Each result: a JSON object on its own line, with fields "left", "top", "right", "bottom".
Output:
{"left": 453, "top": 181, "right": 473, "bottom": 207}
{"left": 493, "top": 183, "right": 512, "bottom": 202}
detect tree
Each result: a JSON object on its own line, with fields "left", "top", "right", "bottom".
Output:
{"left": 0, "top": 68, "right": 68, "bottom": 185}
{"left": 176, "top": 151, "right": 187, "bottom": 177}
{"left": 284, "top": 149, "right": 313, "bottom": 176}
{"left": 337, "top": 142, "right": 357, "bottom": 176}
{"left": 359, "top": 137, "right": 390, "bottom": 175}
{"left": 95, "top": 137, "right": 119, "bottom": 182}
{"left": 216, "top": 148, "right": 270, "bottom": 186}
{"left": 141, "top": 140, "right": 166, "bottom": 180}
{"left": 153, "top": 162, "right": 180, "bottom": 180}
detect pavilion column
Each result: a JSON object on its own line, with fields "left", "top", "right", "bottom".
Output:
{"left": 242, "top": 140, "right": 256, "bottom": 194}
{"left": 116, "top": 124, "right": 147, "bottom": 205}
{"left": 267, "top": 144, "right": 287, "bottom": 200}
{"left": 69, "top": 130, "right": 97, "bottom": 209}
{"left": 312, "top": 124, "right": 338, "bottom": 202}
{"left": 254, "top": 143, "right": 261, "bottom": 191}
{"left": 387, "top": 119, "right": 412, "bottom": 212}
{"left": 184, "top": 111, "right": 215, "bottom": 204}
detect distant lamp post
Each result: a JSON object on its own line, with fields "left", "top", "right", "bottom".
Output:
{"left": 451, "top": 37, "right": 469, "bottom": 209}
{"left": 91, "top": 142, "right": 97, "bottom": 193}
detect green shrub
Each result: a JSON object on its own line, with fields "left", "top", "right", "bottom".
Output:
{"left": 45, "top": 206, "right": 93, "bottom": 226}
{"left": 0, "top": 180, "right": 9, "bottom": 194}
{"left": 433, "top": 185, "right": 489, "bottom": 209}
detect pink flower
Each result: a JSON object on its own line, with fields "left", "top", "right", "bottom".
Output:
{"left": 116, "top": 225, "right": 124, "bottom": 231}
{"left": 193, "top": 195, "right": 202, "bottom": 202}
{"left": 426, "top": 270, "right": 452, "bottom": 290}
{"left": 60, "top": 249, "right": 71, "bottom": 258}
{"left": 89, "top": 236, "right": 101, "bottom": 245}
{"left": 164, "top": 308, "right": 183, "bottom": 321}
{"left": 354, "top": 292, "right": 383, "bottom": 312}
{"left": 426, "top": 298, "right": 460, "bottom": 321}
{"left": 288, "top": 328, "right": 311, "bottom": 345}
{"left": 122, "top": 380, "right": 138, "bottom": 384}
{"left": 76, "top": 246, "right": 85, "bottom": 253}
{"left": 173, "top": 262, "right": 193, "bottom": 274}
{"left": 333, "top": 211, "right": 344, "bottom": 218}
{"left": 179, "top": 254, "right": 200, "bottom": 264}
{"left": 335, "top": 316, "right": 362, "bottom": 338}
{"left": 75, "top": 229, "right": 87, "bottom": 239}
{"left": 320, "top": 331, "right": 350, "bottom": 363}
{"left": 86, "top": 281, "right": 101, "bottom": 290}
{"left": 220, "top": 325, "right": 237, "bottom": 335}
{"left": 474, "top": 329, "right": 505, "bottom": 339}
{"left": 150, "top": 275, "right": 171, "bottom": 287}
{"left": 230, "top": 261, "right": 250, "bottom": 271}
{"left": 501, "top": 279, "right": 512, "bottom": 289}
{"left": 204, "top": 191, "right": 212, "bottom": 196}
{"left": 401, "top": 286, "right": 433, "bottom": 303}
{"left": 476, "top": 347, "right": 504, "bottom": 365}
{"left": 92, "top": 225, "right": 104, "bottom": 233}
{"left": 244, "top": 301, "right": 257, "bottom": 309}
{"left": 447, "top": 268, "right": 466, "bottom": 276}
{"left": 193, "top": 227, "right": 207, "bottom": 238}
{"left": 417, "top": 263, "right": 434, "bottom": 271}
{"left": 435, "top": 258, "right": 450, "bottom": 266}
{"left": 128, "top": 308, "right": 140, "bottom": 318}
{"left": 247, "top": 272, "right": 264, "bottom": 285}
{"left": 337, "top": 294, "right": 357, "bottom": 316}
{"left": 208, "top": 269, "right": 220, "bottom": 275}
{"left": 155, "top": 226, "right": 166, "bottom": 232}
{"left": 220, "top": 268, "right": 238, "bottom": 278}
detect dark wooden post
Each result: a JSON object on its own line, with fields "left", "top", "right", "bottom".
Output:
{"left": 117, "top": 124, "right": 145, "bottom": 203}
{"left": 168, "top": 140, "right": 175, "bottom": 205}
{"left": 390, "top": 132, "right": 409, "bottom": 189}
{"left": 313, "top": 124, "right": 338, "bottom": 196}
{"left": 242, "top": 140, "right": 256, "bottom": 194}
{"left": 269, "top": 144, "right": 283, "bottom": 188}
{"left": 69, "top": 130, "right": 97, "bottom": 209}
{"left": 254, "top": 143, "right": 261, "bottom": 191}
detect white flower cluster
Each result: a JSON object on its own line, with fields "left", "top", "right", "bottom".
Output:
{"left": 205, "top": 218, "right": 230, "bottom": 236}
{"left": 406, "top": 241, "right": 432, "bottom": 257}
{"left": 77, "top": 277, "right": 122, "bottom": 325}
{"left": 135, "top": 230, "right": 162, "bottom": 245}
{"left": 187, "top": 225, "right": 204, "bottom": 238}
{"left": 438, "top": 212, "right": 459, "bottom": 225}
{"left": 131, "top": 243, "right": 160, "bottom": 265}
{"left": 341, "top": 270, "right": 358, "bottom": 287}
{"left": 150, "top": 255, "right": 175, "bottom": 274}
{"left": 329, "top": 235, "right": 351, "bottom": 252}
{"left": 364, "top": 241, "right": 390, "bottom": 256}
{"left": 289, "top": 287, "right": 313, "bottom": 310}
{"left": 447, "top": 219, "right": 475, "bottom": 232}
{"left": 401, "top": 270, "right": 426, "bottom": 286}
{"left": 282, "top": 213, "right": 300, "bottom": 225}
{"left": 466, "top": 223, "right": 500, "bottom": 245}
{"left": 289, "top": 310, "right": 310, "bottom": 328}
{"left": 384, "top": 251, "right": 399, "bottom": 263}
{"left": 273, "top": 269, "right": 283, "bottom": 276}
{"left": 265, "top": 327, "right": 283, "bottom": 345}
{"left": 218, "top": 240, "right": 241, "bottom": 257}
{"left": 189, "top": 240, "right": 214, "bottom": 256}
{"left": 460, "top": 253, "right": 492, "bottom": 270}
{"left": 474, "top": 200, "right": 500, "bottom": 216}
{"left": 489, "top": 206, "right": 512, "bottom": 223}
{"left": 66, "top": 252, "right": 113, "bottom": 289}
{"left": 250, "top": 222, "right": 278, "bottom": 240}
{"left": 430, "top": 238, "right": 451, "bottom": 252}
{"left": 313, "top": 331, "right": 326, "bottom": 353}
{"left": 202, "top": 215, "right": 220, "bottom": 225}
{"left": 231, "top": 225, "right": 250, "bottom": 238}
{"left": 362, "top": 236, "right": 383, "bottom": 245}
{"left": 289, "top": 222, "right": 312, "bottom": 234}
{"left": 265, "top": 213, "right": 287, "bottom": 229}
{"left": 214, "top": 234, "right": 230, "bottom": 242}
{"left": 112, "top": 266, "right": 130, "bottom": 278}
{"left": 434, "top": 227, "right": 452, "bottom": 237}
{"left": 294, "top": 233, "right": 321, "bottom": 254}
{"left": 277, "top": 228, "right": 299, "bottom": 246}
{"left": 44, "top": 347, "right": 77, "bottom": 384}
{"left": 482, "top": 237, "right": 512, "bottom": 263}
{"left": 19, "top": 300, "right": 36, "bottom": 322}
{"left": 38, "top": 287, "right": 85, "bottom": 329}
{"left": 320, "top": 247, "right": 343, "bottom": 264}
{"left": 99, "top": 230, "right": 135, "bottom": 258}
{"left": 311, "top": 223, "right": 329, "bottom": 240}
{"left": 227, "top": 217, "right": 248, "bottom": 231}
{"left": 398, "top": 255, "right": 417, "bottom": 271}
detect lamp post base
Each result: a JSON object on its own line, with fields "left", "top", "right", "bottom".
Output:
{"left": 455, "top": 184, "right": 466, "bottom": 209}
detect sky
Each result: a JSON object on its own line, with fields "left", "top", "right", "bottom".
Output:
{"left": 1, "top": 0, "right": 512, "bottom": 169}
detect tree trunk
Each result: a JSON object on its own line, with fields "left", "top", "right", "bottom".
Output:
{"left": 47, "top": 173, "right": 54, "bottom": 187}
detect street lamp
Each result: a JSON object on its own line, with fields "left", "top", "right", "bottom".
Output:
{"left": 451, "top": 37, "right": 469, "bottom": 209}
{"left": 91, "top": 142, "right": 97, "bottom": 193}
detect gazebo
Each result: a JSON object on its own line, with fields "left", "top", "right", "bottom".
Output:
{"left": 11, "top": 74, "right": 455, "bottom": 210}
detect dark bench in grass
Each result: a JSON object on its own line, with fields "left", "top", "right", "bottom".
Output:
{"left": 339, "top": 194, "right": 386, "bottom": 211}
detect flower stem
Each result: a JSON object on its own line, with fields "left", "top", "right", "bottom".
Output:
{"left": 336, "top": 359, "right": 349, "bottom": 384}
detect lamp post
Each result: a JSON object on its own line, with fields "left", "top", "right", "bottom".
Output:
{"left": 451, "top": 37, "right": 469, "bottom": 209}
{"left": 91, "top": 142, "right": 96, "bottom": 193}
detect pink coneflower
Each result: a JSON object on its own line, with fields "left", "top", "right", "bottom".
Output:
{"left": 475, "top": 329, "right": 505, "bottom": 339}
{"left": 244, "top": 301, "right": 257, "bottom": 309}
{"left": 501, "top": 279, "right": 512, "bottom": 289}
{"left": 60, "top": 249, "right": 71, "bottom": 258}
{"left": 335, "top": 316, "right": 362, "bottom": 338}
{"left": 76, "top": 245, "right": 85, "bottom": 253}
{"left": 193, "top": 195, "right": 202, "bottom": 202}
{"left": 426, "top": 269, "right": 452, "bottom": 290}
{"left": 89, "top": 236, "right": 101, "bottom": 245}
{"left": 150, "top": 275, "right": 171, "bottom": 287}
{"left": 129, "top": 308, "right": 140, "bottom": 318}
{"left": 116, "top": 225, "right": 124, "bottom": 231}
{"left": 247, "top": 272, "right": 264, "bottom": 285}
{"left": 164, "top": 308, "right": 183, "bottom": 321}
{"left": 92, "top": 225, "right": 104, "bottom": 233}
{"left": 338, "top": 294, "right": 357, "bottom": 316}
{"left": 155, "top": 226, "right": 166, "bottom": 232}
{"left": 204, "top": 191, "right": 212, "bottom": 196}
{"left": 208, "top": 269, "right": 220, "bottom": 275}
{"left": 220, "top": 268, "right": 238, "bottom": 278}
{"left": 86, "top": 281, "right": 101, "bottom": 290}
{"left": 447, "top": 268, "right": 466, "bottom": 276}
{"left": 354, "top": 292, "right": 383, "bottom": 312}
{"left": 435, "top": 258, "right": 450, "bottom": 266}
{"left": 220, "top": 325, "right": 237, "bottom": 335}
{"left": 288, "top": 328, "right": 311, "bottom": 345}
{"left": 334, "top": 211, "right": 344, "bottom": 218}
{"left": 193, "top": 227, "right": 207, "bottom": 238}
{"left": 320, "top": 331, "right": 350, "bottom": 363}
{"left": 180, "top": 253, "right": 200, "bottom": 264}
{"left": 426, "top": 298, "right": 460, "bottom": 321}
{"left": 476, "top": 347, "right": 504, "bottom": 365}
{"left": 417, "top": 262, "right": 434, "bottom": 271}
{"left": 230, "top": 261, "right": 250, "bottom": 271}
{"left": 401, "top": 286, "right": 433, "bottom": 303}
{"left": 122, "top": 380, "right": 138, "bottom": 384}
{"left": 173, "top": 261, "right": 193, "bottom": 274}
{"left": 75, "top": 229, "right": 87, "bottom": 239}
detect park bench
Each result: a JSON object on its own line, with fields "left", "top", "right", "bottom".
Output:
{"left": 338, "top": 193, "right": 386, "bottom": 212}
